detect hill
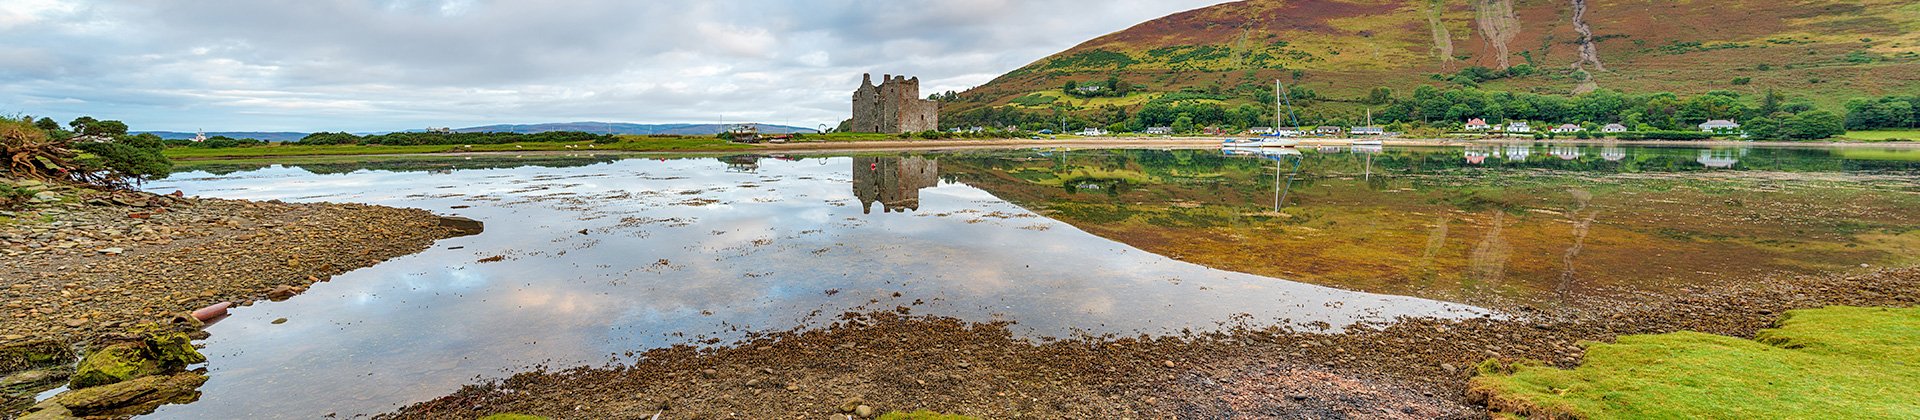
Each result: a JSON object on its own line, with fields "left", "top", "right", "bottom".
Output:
{"left": 455, "top": 122, "right": 818, "bottom": 135}
{"left": 945, "top": 0, "right": 1920, "bottom": 128}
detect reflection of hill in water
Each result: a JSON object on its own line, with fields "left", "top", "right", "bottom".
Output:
{"left": 171, "top": 155, "right": 628, "bottom": 176}
{"left": 937, "top": 147, "right": 1920, "bottom": 308}
{"left": 853, "top": 156, "right": 939, "bottom": 214}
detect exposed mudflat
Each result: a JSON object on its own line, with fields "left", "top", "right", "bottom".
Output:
{"left": 386, "top": 267, "right": 1919, "bottom": 419}
{"left": 0, "top": 184, "right": 455, "bottom": 346}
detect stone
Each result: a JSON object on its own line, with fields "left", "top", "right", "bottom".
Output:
{"left": 44, "top": 371, "right": 207, "bottom": 417}
{"left": 97, "top": 248, "right": 124, "bottom": 255}
{"left": 267, "top": 285, "right": 296, "bottom": 301}
{"left": 838, "top": 397, "right": 864, "bottom": 413}
{"left": 850, "top": 73, "right": 938, "bottom": 134}
{"left": 31, "top": 192, "right": 62, "bottom": 203}
{"left": 437, "top": 216, "right": 485, "bottom": 236}
{"left": 2, "top": 369, "right": 67, "bottom": 391}
{"left": 271, "top": 318, "right": 288, "bottom": 325}
{"left": 17, "top": 402, "right": 76, "bottom": 420}
{"left": 69, "top": 343, "right": 162, "bottom": 389}
{"left": 854, "top": 404, "right": 874, "bottom": 418}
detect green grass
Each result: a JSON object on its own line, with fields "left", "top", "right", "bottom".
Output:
{"left": 1840, "top": 130, "right": 1920, "bottom": 142}
{"left": 1470, "top": 306, "right": 1920, "bottom": 419}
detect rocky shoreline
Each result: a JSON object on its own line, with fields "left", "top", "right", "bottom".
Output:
{"left": 1, "top": 178, "right": 462, "bottom": 416}
{"left": 386, "top": 267, "right": 1919, "bottom": 419}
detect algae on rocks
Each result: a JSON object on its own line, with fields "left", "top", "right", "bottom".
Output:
{"left": 69, "top": 332, "right": 205, "bottom": 389}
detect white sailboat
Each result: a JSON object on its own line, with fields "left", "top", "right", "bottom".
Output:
{"left": 1351, "top": 108, "right": 1384, "bottom": 146}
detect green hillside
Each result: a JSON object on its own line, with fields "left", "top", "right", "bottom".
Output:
{"left": 941, "top": 0, "right": 1920, "bottom": 132}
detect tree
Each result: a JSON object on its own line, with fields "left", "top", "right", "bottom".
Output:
{"left": 68, "top": 116, "right": 99, "bottom": 135}
{"left": 33, "top": 117, "right": 59, "bottom": 131}
{"left": 1366, "top": 87, "right": 1394, "bottom": 105}
{"left": 1782, "top": 110, "right": 1845, "bottom": 140}
{"left": 1172, "top": 114, "right": 1196, "bottom": 134}
{"left": 1744, "top": 116, "right": 1782, "bottom": 139}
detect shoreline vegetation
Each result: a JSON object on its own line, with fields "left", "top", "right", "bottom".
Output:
{"left": 160, "top": 134, "right": 1920, "bottom": 161}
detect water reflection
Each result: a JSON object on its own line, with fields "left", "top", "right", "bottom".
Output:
{"left": 938, "top": 146, "right": 1920, "bottom": 308}
{"left": 853, "top": 156, "right": 939, "bottom": 214}
{"left": 138, "top": 155, "right": 1480, "bottom": 419}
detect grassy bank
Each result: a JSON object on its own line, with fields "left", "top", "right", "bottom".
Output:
{"left": 1841, "top": 130, "right": 1920, "bottom": 142}
{"left": 1470, "top": 306, "right": 1920, "bottom": 419}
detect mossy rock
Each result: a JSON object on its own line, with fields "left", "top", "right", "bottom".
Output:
{"left": 0, "top": 340, "right": 75, "bottom": 373}
{"left": 44, "top": 371, "right": 207, "bottom": 417}
{"left": 69, "top": 343, "right": 163, "bottom": 389}
{"left": 877, "top": 410, "right": 982, "bottom": 420}
{"left": 143, "top": 332, "right": 205, "bottom": 368}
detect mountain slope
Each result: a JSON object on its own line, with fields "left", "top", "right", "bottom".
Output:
{"left": 949, "top": 0, "right": 1920, "bottom": 120}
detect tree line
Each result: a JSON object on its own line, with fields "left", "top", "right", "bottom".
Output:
{"left": 297, "top": 131, "right": 616, "bottom": 146}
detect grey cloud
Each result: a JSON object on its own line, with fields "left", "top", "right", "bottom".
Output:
{"left": 1, "top": 0, "right": 1225, "bottom": 131}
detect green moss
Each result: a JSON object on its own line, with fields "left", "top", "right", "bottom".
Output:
{"left": 0, "top": 340, "right": 73, "bottom": 373}
{"left": 478, "top": 414, "right": 549, "bottom": 420}
{"left": 1470, "top": 306, "right": 1920, "bottom": 419}
{"left": 877, "top": 410, "right": 982, "bottom": 420}
{"left": 69, "top": 343, "right": 162, "bottom": 389}
{"left": 142, "top": 333, "right": 205, "bottom": 369}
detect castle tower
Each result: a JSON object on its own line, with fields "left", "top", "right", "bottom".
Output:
{"left": 850, "top": 73, "right": 939, "bottom": 134}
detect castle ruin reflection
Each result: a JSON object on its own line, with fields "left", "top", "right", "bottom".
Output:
{"left": 853, "top": 156, "right": 939, "bottom": 214}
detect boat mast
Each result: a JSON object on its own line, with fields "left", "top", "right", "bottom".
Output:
{"left": 1276, "top": 79, "right": 1301, "bottom": 129}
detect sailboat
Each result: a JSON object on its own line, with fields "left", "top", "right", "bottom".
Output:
{"left": 1251, "top": 79, "right": 1301, "bottom": 148}
{"left": 1351, "top": 108, "right": 1384, "bottom": 146}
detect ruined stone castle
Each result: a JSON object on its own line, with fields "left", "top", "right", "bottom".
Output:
{"left": 851, "top": 73, "right": 939, "bottom": 134}
{"left": 853, "top": 156, "right": 939, "bottom": 214}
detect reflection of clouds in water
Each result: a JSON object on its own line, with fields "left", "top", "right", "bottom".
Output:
{"left": 147, "top": 156, "right": 1484, "bottom": 420}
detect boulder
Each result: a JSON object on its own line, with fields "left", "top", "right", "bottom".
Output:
{"left": 68, "top": 343, "right": 162, "bottom": 389}
{"left": 438, "top": 216, "right": 485, "bottom": 236}
{"left": 68, "top": 333, "right": 204, "bottom": 389}
{"left": 42, "top": 371, "right": 207, "bottom": 417}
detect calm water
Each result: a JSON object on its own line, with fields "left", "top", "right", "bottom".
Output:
{"left": 137, "top": 151, "right": 1485, "bottom": 419}
{"left": 126, "top": 144, "right": 1920, "bottom": 418}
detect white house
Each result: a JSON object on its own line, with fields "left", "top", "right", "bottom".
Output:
{"left": 1246, "top": 127, "right": 1275, "bottom": 135}
{"left": 1551, "top": 124, "right": 1582, "bottom": 134}
{"left": 1700, "top": 120, "right": 1742, "bottom": 134}
{"left": 1350, "top": 126, "right": 1385, "bottom": 136}
{"left": 1465, "top": 118, "right": 1491, "bottom": 131}
{"left": 1143, "top": 126, "right": 1174, "bottom": 135}
{"left": 1314, "top": 126, "right": 1345, "bottom": 136}
{"left": 1077, "top": 127, "right": 1109, "bottom": 136}
{"left": 1602, "top": 124, "right": 1629, "bottom": 133}
{"left": 1505, "top": 121, "right": 1533, "bottom": 133}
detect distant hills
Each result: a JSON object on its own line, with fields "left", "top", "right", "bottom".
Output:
{"left": 950, "top": 0, "right": 1920, "bottom": 120}
{"left": 137, "top": 122, "right": 818, "bottom": 141}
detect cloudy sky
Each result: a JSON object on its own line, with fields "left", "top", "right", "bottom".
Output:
{"left": 0, "top": 0, "right": 1227, "bottom": 132}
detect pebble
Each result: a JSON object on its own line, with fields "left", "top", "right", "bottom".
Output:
{"left": 272, "top": 318, "right": 288, "bottom": 325}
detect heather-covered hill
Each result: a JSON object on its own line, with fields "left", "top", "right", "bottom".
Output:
{"left": 943, "top": 0, "right": 1920, "bottom": 128}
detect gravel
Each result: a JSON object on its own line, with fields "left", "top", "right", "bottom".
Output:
{"left": 0, "top": 181, "right": 456, "bottom": 347}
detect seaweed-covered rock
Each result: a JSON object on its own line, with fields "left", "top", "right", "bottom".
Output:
{"left": 39, "top": 371, "right": 207, "bottom": 417}
{"left": 143, "top": 332, "right": 205, "bottom": 368}
{"left": 68, "top": 342, "right": 162, "bottom": 389}
{"left": 0, "top": 340, "right": 75, "bottom": 373}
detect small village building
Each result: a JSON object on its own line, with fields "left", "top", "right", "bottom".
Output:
{"left": 1350, "top": 126, "right": 1385, "bottom": 136}
{"left": 1246, "top": 127, "right": 1275, "bottom": 135}
{"left": 1077, "top": 127, "right": 1109, "bottom": 136}
{"left": 1602, "top": 123, "right": 1629, "bottom": 133}
{"left": 1505, "top": 122, "right": 1533, "bottom": 133}
{"left": 1465, "top": 118, "right": 1491, "bottom": 131}
{"left": 1276, "top": 128, "right": 1303, "bottom": 137}
{"left": 1551, "top": 124, "right": 1582, "bottom": 134}
{"left": 1143, "top": 126, "right": 1174, "bottom": 135}
{"left": 1700, "top": 120, "right": 1742, "bottom": 134}
{"left": 1314, "top": 126, "right": 1345, "bottom": 136}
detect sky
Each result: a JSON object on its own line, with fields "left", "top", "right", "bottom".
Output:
{"left": 0, "top": 0, "right": 1228, "bottom": 132}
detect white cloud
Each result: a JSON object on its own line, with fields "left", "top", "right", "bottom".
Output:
{"left": 0, "top": 0, "right": 1228, "bottom": 132}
